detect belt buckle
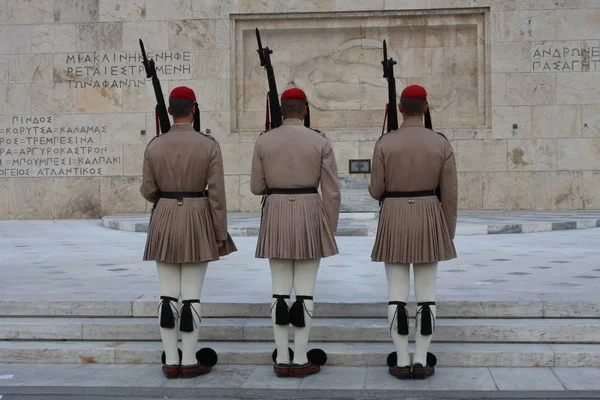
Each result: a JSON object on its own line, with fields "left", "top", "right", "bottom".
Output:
{"left": 177, "top": 198, "right": 183, "bottom": 206}
{"left": 288, "top": 197, "right": 295, "bottom": 202}
{"left": 408, "top": 199, "right": 415, "bottom": 204}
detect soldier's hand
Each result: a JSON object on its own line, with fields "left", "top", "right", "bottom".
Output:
{"left": 216, "top": 240, "right": 224, "bottom": 248}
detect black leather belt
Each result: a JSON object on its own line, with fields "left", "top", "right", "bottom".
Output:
{"left": 382, "top": 190, "right": 436, "bottom": 199}
{"left": 160, "top": 191, "right": 207, "bottom": 199}
{"left": 265, "top": 187, "right": 318, "bottom": 195}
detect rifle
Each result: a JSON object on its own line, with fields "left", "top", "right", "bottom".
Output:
{"left": 255, "top": 28, "right": 282, "bottom": 131}
{"left": 381, "top": 40, "right": 398, "bottom": 135}
{"left": 140, "top": 39, "right": 171, "bottom": 136}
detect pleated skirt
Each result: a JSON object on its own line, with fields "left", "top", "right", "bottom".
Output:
{"left": 256, "top": 194, "right": 339, "bottom": 260}
{"left": 143, "top": 198, "right": 237, "bottom": 264}
{"left": 371, "top": 196, "right": 457, "bottom": 264}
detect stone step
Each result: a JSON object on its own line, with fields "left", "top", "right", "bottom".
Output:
{"left": 2, "top": 317, "right": 599, "bottom": 343}
{"left": 3, "top": 300, "right": 599, "bottom": 318}
{"left": 0, "top": 340, "right": 597, "bottom": 367}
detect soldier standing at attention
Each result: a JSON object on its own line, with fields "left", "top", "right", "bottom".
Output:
{"left": 250, "top": 87, "right": 341, "bottom": 378}
{"left": 141, "top": 86, "right": 236, "bottom": 379}
{"left": 369, "top": 85, "right": 458, "bottom": 380}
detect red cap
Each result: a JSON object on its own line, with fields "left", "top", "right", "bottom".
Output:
{"left": 281, "top": 87, "right": 307, "bottom": 101}
{"left": 169, "top": 86, "right": 196, "bottom": 102}
{"left": 400, "top": 85, "right": 427, "bottom": 100}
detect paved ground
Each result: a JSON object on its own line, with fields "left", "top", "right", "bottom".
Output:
{"left": 0, "top": 364, "right": 600, "bottom": 398}
{"left": 102, "top": 210, "right": 600, "bottom": 236}
{"left": 1, "top": 220, "right": 600, "bottom": 302}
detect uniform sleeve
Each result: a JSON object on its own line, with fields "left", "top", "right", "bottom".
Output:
{"left": 250, "top": 140, "right": 266, "bottom": 195}
{"left": 140, "top": 147, "right": 159, "bottom": 203}
{"left": 320, "top": 139, "right": 341, "bottom": 232}
{"left": 440, "top": 141, "right": 458, "bottom": 239}
{"left": 207, "top": 141, "right": 228, "bottom": 241}
{"left": 368, "top": 140, "right": 385, "bottom": 200}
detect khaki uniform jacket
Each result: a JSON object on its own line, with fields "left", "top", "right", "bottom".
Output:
{"left": 250, "top": 118, "right": 341, "bottom": 259}
{"left": 369, "top": 119, "right": 458, "bottom": 263}
{"left": 140, "top": 123, "right": 236, "bottom": 263}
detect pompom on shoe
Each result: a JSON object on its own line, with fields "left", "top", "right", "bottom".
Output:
{"left": 179, "top": 348, "right": 218, "bottom": 379}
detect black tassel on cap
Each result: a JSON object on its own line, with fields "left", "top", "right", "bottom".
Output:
{"left": 304, "top": 101, "right": 310, "bottom": 128}
{"left": 272, "top": 295, "right": 290, "bottom": 326}
{"left": 389, "top": 301, "right": 409, "bottom": 336}
{"left": 417, "top": 302, "right": 436, "bottom": 336}
{"left": 290, "top": 295, "right": 313, "bottom": 328}
{"left": 193, "top": 103, "right": 200, "bottom": 132}
{"left": 424, "top": 107, "right": 432, "bottom": 130}
{"left": 179, "top": 299, "right": 200, "bottom": 333}
{"left": 159, "top": 296, "right": 178, "bottom": 329}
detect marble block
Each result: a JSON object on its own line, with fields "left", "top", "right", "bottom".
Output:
{"left": 8, "top": 178, "right": 54, "bottom": 219}
{"left": 54, "top": 177, "right": 101, "bottom": 219}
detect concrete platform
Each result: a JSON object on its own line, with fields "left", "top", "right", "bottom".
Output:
{"left": 1, "top": 364, "right": 600, "bottom": 398}
{"left": 101, "top": 210, "right": 600, "bottom": 236}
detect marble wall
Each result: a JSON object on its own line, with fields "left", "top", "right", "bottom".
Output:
{"left": 0, "top": 0, "right": 599, "bottom": 218}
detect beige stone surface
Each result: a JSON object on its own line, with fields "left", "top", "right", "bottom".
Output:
{"left": 98, "top": 0, "right": 146, "bottom": 21}
{"left": 54, "top": 177, "right": 101, "bottom": 219}
{"left": 221, "top": 142, "right": 254, "bottom": 175}
{"left": 507, "top": 139, "right": 557, "bottom": 171}
{"left": 239, "top": 0, "right": 286, "bottom": 13}
{"left": 238, "top": 175, "right": 256, "bottom": 212}
{"left": 146, "top": 0, "right": 192, "bottom": 20}
{"left": 8, "top": 178, "right": 54, "bottom": 219}
{"left": 77, "top": 88, "right": 123, "bottom": 114}
{"left": 583, "top": 171, "right": 600, "bottom": 209}
{"left": 458, "top": 140, "right": 507, "bottom": 172}
{"left": 483, "top": 172, "right": 534, "bottom": 209}
{"left": 224, "top": 174, "right": 241, "bottom": 212}
{"left": 556, "top": 9, "right": 600, "bottom": 40}
{"left": 7, "top": 0, "right": 53, "bottom": 24}
{"left": 216, "top": 19, "right": 231, "bottom": 49}
{"left": 0, "top": 56, "right": 7, "bottom": 84}
{"left": 491, "top": 10, "right": 555, "bottom": 43}
{"left": 0, "top": 25, "right": 31, "bottom": 54}
{"left": 359, "top": 140, "right": 376, "bottom": 160}
{"left": 491, "top": 73, "right": 506, "bottom": 107}
{"left": 31, "top": 83, "right": 76, "bottom": 114}
{"left": 0, "top": 179, "right": 8, "bottom": 219}
{"left": 505, "top": 73, "right": 556, "bottom": 106}
{"left": 491, "top": 43, "right": 531, "bottom": 73}
{"left": 195, "top": 50, "right": 230, "bottom": 79}
{"left": 0, "top": 0, "right": 7, "bottom": 23}
{"left": 77, "top": 23, "right": 123, "bottom": 52}
{"left": 122, "top": 84, "right": 160, "bottom": 114}
{"left": 192, "top": 0, "right": 239, "bottom": 19}
{"left": 491, "top": 106, "right": 532, "bottom": 138}
{"left": 557, "top": 138, "right": 600, "bottom": 170}
{"left": 52, "top": 113, "right": 146, "bottom": 145}
{"left": 8, "top": 55, "right": 53, "bottom": 84}
{"left": 333, "top": 141, "right": 360, "bottom": 175}
{"left": 100, "top": 176, "right": 145, "bottom": 215}
{"left": 53, "top": 0, "right": 99, "bottom": 23}
{"left": 458, "top": 172, "right": 483, "bottom": 210}
{"left": 552, "top": 171, "right": 584, "bottom": 209}
{"left": 557, "top": 73, "right": 600, "bottom": 104}
{"left": 582, "top": 105, "right": 600, "bottom": 137}
{"left": 532, "top": 171, "right": 553, "bottom": 209}
{"left": 0, "top": 84, "right": 31, "bottom": 115}
{"left": 532, "top": 105, "right": 582, "bottom": 138}
{"left": 169, "top": 20, "right": 216, "bottom": 50}
{"left": 289, "top": 0, "right": 334, "bottom": 12}
{"left": 123, "top": 145, "right": 145, "bottom": 176}
{"left": 335, "top": 0, "right": 384, "bottom": 10}
{"left": 122, "top": 21, "right": 169, "bottom": 52}
{"left": 530, "top": 0, "right": 600, "bottom": 9}
{"left": 31, "top": 25, "right": 77, "bottom": 53}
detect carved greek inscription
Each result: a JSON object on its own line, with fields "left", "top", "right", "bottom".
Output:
{"left": 0, "top": 115, "right": 122, "bottom": 177}
{"left": 56, "top": 51, "right": 193, "bottom": 89}
{"left": 532, "top": 44, "right": 600, "bottom": 72}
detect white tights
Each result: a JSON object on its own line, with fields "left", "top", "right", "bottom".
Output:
{"left": 157, "top": 261, "right": 208, "bottom": 366}
{"left": 269, "top": 258, "right": 320, "bottom": 366}
{"left": 385, "top": 262, "right": 437, "bottom": 367}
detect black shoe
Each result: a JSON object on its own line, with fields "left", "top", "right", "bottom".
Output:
{"left": 412, "top": 363, "right": 434, "bottom": 379}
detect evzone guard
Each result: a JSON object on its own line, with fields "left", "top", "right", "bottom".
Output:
{"left": 139, "top": 42, "right": 237, "bottom": 379}
{"left": 370, "top": 41, "right": 458, "bottom": 381}
{"left": 250, "top": 86, "right": 341, "bottom": 377}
